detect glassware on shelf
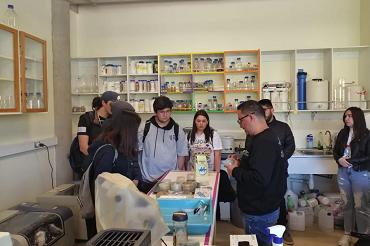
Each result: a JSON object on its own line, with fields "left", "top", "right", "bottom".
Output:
{"left": 244, "top": 76, "right": 250, "bottom": 89}
{"left": 35, "top": 92, "right": 44, "bottom": 109}
{"left": 250, "top": 79, "right": 255, "bottom": 90}
{"left": 27, "top": 93, "right": 35, "bottom": 109}
{"left": 234, "top": 99, "right": 239, "bottom": 110}
{"left": 217, "top": 104, "right": 223, "bottom": 111}
{"left": 226, "top": 79, "right": 231, "bottom": 90}
{"left": 186, "top": 62, "right": 191, "bottom": 73}
{"left": 230, "top": 62, "right": 236, "bottom": 71}
{"left": 199, "top": 58, "right": 205, "bottom": 72}
{"left": 193, "top": 58, "right": 199, "bottom": 72}
{"left": 3, "top": 5, "right": 19, "bottom": 29}
{"left": 238, "top": 80, "right": 244, "bottom": 90}
{"left": 236, "top": 58, "right": 242, "bottom": 71}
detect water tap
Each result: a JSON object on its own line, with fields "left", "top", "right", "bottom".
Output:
{"left": 325, "top": 130, "right": 332, "bottom": 150}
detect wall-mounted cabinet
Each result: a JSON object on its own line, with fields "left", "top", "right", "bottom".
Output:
{"left": 20, "top": 31, "right": 47, "bottom": 112}
{"left": 0, "top": 24, "right": 19, "bottom": 113}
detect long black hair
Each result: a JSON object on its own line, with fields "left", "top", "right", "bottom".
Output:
{"left": 342, "top": 107, "right": 367, "bottom": 143}
{"left": 190, "top": 110, "right": 212, "bottom": 144}
{"left": 97, "top": 110, "right": 141, "bottom": 157}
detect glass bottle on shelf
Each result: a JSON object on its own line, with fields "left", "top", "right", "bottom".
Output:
{"left": 35, "top": 92, "right": 44, "bottom": 109}
{"left": 244, "top": 76, "right": 250, "bottom": 89}
{"left": 232, "top": 80, "right": 237, "bottom": 90}
{"left": 238, "top": 80, "right": 244, "bottom": 90}
{"left": 187, "top": 100, "right": 192, "bottom": 111}
{"left": 236, "top": 58, "right": 242, "bottom": 71}
{"left": 208, "top": 80, "right": 214, "bottom": 91}
{"left": 168, "top": 65, "right": 174, "bottom": 74}
{"left": 250, "top": 79, "right": 255, "bottom": 90}
{"left": 226, "top": 79, "right": 231, "bottom": 90}
{"left": 3, "top": 5, "right": 19, "bottom": 29}
{"left": 234, "top": 99, "right": 239, "bottom": 110}
{"left": 206, "top": 58, "right": 212, "bottom": 72}
{"left": 27, "top": 93, "right": 35, "bottom": 109}
{"left": 207, "top": 99, "right": 213, "bottom": 110}
{"left": 199, "top": 58, "right": 205, "bottom": 72}
{"left": 227, "top": 102, "right": 233, "bottom": 111}
{"left": 173, "top": 63, "right": 178, "bottom": 73}
{"left": 186, "top": 62, "right": 191, "bottom": 73}
{"left": 193, "top": 58, "right": 199, "bottom": 72}
{"left": 163, "top": 60, "right": 169, "bottom": 72}
{"left": 247, "top": 96, "right": 252, "bottom": 101}
{"left": 171, "top": 81, "right": 176, "bottom": 92}
{"left": 212, "top": 60, "right": 218, "bottom": 72}
{"left": 218, "top": 58, "right": 223, "bottom": 71}
{"left": 182, "top": 100, "right": 188, "bottom": 111}
{"left": 213, "top": 96, "right": 218, "bottom": 111}
{"left": 230, "top": 62, "right": 236, "bottom": 71}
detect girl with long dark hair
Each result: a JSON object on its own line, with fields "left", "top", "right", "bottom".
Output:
{"left": 333, "top": 107, "right": 370, "bottom": 246}
{"left": 83, "top": 110, "right": 142, "bottom": 239}
{"left": 187, "top": 110, "right": 223, "bottom": 172}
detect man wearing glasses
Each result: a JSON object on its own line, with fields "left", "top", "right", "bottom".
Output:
{"left": 225, "top": 100, "right": 286, "bottom": 246}
{"left": 138, "top": 96, "right": 188, "bottom": 193}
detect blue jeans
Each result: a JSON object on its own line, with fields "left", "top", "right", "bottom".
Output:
{"left": 243, "top": 208, "right": 280, "bottom": 246}
{"left": 337, "top": 167, "right": 370, "bottom": 234}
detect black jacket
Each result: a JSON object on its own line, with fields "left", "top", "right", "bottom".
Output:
{"left": 233, "top": 128, "right": 286, "bottom": 215}
{"left": 333, "top": 128, "right": 370, "bottom": 172}
{"left": 83, "top": 140, "right": 142, "bottom": 198}
{"left": 246, "top": 116, "right": 295, "bottom": 170}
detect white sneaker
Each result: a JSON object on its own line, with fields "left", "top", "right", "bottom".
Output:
{"left": 338, "top": 235, "right": 352, "bottom": 246}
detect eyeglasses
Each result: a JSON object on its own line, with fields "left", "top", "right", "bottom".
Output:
{"left": 237, "top": 113, "right": 255, "bottom": 125}
{"left": 158, "top": 110, "right": 171, "bottom": 115}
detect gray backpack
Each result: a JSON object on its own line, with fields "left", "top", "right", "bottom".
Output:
{"left": 77, "top": 144, "right": 118, "bottom": 219}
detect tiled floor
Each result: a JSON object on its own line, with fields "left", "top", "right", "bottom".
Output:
{"left": 76, "top": 220, "right": 357, "bottom": 245}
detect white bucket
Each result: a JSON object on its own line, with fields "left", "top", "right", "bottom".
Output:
{"left": 306, "top": 79, "right": 329, "bottom": 110}
{"left": 288, "top": 210, "right": 306, "bottom": 231}
{"left": 280, "top": 91, "right": 289, "bottom": 110}
{"left": 297, "top": 206, "right": 314, "bottom": 227}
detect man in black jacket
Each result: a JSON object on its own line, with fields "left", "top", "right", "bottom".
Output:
{"left": 225, "top": 100, "right": 286, "bottom": 246}
{"left": 246, "top": 99, "right": 296, "bottom": 245}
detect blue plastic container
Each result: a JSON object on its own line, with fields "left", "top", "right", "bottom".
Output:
{"left": 297, "top": 69, "right": 308, "bottom": 110}
{"left": 157, "top": 198, "right": 213, "bottom": 235}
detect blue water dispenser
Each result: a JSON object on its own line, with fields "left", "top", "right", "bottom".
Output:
{"left": 297, "top": 69, "right": 308, "bottom": 110}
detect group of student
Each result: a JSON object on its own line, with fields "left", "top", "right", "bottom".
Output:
{"left": 77, "top": 91, "right": 370, "bottom": 246}
{"left": 77, "top": 91, "right": 223, "bottom": 239}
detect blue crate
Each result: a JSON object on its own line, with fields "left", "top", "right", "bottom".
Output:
{"left": 157, "top": 198, "right": 213, "bottom": 235}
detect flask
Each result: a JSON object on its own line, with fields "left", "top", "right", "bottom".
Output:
{"left": 3, "top": 5, "right": 19, "bottom": 29}
{"left": 226, "top": 79, "right": 231, "bottom": 90}
{"left": 234, "top": 99, "right": 239, "bottom": 110}
{"left": 173, "top": 211, "right": 188, "bottom": 246}
{"left": 250, "top": 79, "right": 255, "bottom": 89}
{"left": 238, "top": 80, "right": 244, "bottom": 90}
{"left": 236, "top": 57, "right": 242, "bottom": 71}
{"left": 317, "top": 131, "right": 323, "bottom": 150}
{"left": 244, "top": 76, "right": 250, "bottom": 89}
{"left": 343, "top": 145, "right": 351, "bottom": 158}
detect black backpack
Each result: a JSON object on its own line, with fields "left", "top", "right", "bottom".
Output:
{"left": 68, "top": 111, "right": 94, "bottom": 174}
{"left": 142, "top": 119, "right": 180, "bottom": 143}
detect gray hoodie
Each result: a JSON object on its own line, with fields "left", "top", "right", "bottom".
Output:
{"left": 138, "top": 116, "right": 188, "bottom": 182}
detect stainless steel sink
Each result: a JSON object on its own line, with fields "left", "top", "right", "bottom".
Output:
{"left": 296, "top": 149, "right": 333, "bottom": 156}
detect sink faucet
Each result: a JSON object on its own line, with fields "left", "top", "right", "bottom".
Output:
{"left": 325, "top": 130, "right": 332, "bottom": 150}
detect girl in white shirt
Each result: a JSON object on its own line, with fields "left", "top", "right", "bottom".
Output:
{"left": 187, "top": 110, "right": 223, "bottom": 172}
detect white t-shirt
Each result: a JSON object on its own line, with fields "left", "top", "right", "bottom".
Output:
{"left": 188, "top": 130, "right": 223, "bottom": 171}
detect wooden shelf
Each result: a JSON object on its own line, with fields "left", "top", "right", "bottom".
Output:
{"left": 160, "top": 73, "right": 192, "bottom": 76}
{"left": 99, "top": 74, "right": 127, "bottom": 77}
{"left": 129, "top": 74, "right": 158, "bottom": 76}
{"left": 25, "top": 57, "right": 42, "bottom": 62}
{"left": 225, "top": 89, "right": 259, "bottom": 92}
{"left": 225, "top": 70, "right": 259, "bottom": 74}
{"left": 24, "top": 76, "right": 44, "bottom": 81}
{"left": 0, "top": 77, "right": 14, "bottom": 82}
{"left": 0, "top": 55, "right": 13, "bottom": 61}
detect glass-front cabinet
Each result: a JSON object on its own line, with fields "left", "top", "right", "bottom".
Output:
{"left": 0, "top": 24, "right": 20, "bottom": 112}
{"left": 20, "top": 31, "right": 47, "bottom": 112}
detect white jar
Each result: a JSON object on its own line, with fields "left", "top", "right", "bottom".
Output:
{"left": 133, "top": 100, "right": 139, "bottom": 111}
{"left": 136, "top": 62, "right": 143, "bottom": 75}
{"left": 108, "top": 81, "right": 115, "bottom": 91}
{"left": 139, "top": 100, "right": 145, "bottom": 112}
{"left": 130, "top": 80, "right": 135, "bottom": 92}
{"left": 150, "top": 80, "right": 155, "bottom": 92}
{"left": 117, "top": 65, "right": 122, "bottom": 75}
{"left": 142, "top": 63, "right": 147, "bottom": 75}
{"left": 144, "top": 99, "right": 150, "bottom": 112}
{"left": 138, "top": 80, "right": 143, "bottom": 92}
{"left": 151, "top": 98, "right": 155, "bottom": 113}
{"left": 106, "top": 65, "right": 113, "bottom": 75}
{"left": 147, "top": 62, "right": 153, "bottom": 74}
{"left": 114, "top": 81, "right": 121, "bottom": 93}
{"left": 130, "top": 61, "right": 136, "bottom": 74}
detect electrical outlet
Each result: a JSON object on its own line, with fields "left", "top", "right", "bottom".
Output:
{"left": 34, "top": 141, "right": 42, "bottom": 148}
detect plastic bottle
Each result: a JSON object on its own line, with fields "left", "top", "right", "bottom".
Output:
{"left": 319, "top": 210, "right": 334, "bottom": 233}
{"left": 267, "top": 225, "right": 286, "bottom": 246}
{"left": 285, "top": 189, "right": 299, "bottom": 211}
{"left": 287, "top": 195, "right": 295, "bottom": 210}
{"left": 3, "top": 5, "right": 19, "bottom": 29}
{"left": 147, "top": 62, "right": 153, "bottom": 74}
{"left": 343, "top": 145, "right": 351, "bottom": 158}
{"left": 297, "top": 206, "right": 314, "bottom": 227}
{"left": 307, "top": 134, "right": 313, "bottom": 149}
{"left": 318, "top": 131, "right": 324, "bottom": 150}
{"left": 298, "top": 198, "right": 307, "bottom": 207}
{"left": 236, "top": 58, "right": 242, "bottom": 71}
{"left": 288, "top": 210, "right": 305, "bottom": 231}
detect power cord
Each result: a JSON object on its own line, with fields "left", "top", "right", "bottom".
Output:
{"left": 39, "top": 143, "right": 54, "bottom": 189}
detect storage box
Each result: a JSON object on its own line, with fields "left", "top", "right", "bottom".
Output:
{"left": 156, "top": 198, "right": 213, "bottom": 235}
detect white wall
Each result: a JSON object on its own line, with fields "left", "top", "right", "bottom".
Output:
{"left": 0, "top": 0, "right": 56, "bottom": 211}
{"left": 361, "top": 0, "right": 370, "bottom": 45}
{"left": 73, "top": 0, "right": 360, "bottom": 57}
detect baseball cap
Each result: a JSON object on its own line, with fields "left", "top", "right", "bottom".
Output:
{"left": 101, "top": 91, "right": 120, "bottom": 102}
{"left": 110, "top": 100, "right": 135, "bottom": 116}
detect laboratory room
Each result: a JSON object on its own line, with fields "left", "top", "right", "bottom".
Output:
{"left": 1, "top": 0, "right": 370, "bottom": 246}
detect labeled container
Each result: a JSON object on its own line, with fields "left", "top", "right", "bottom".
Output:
{"left": 297, "top": 69, "right": 308, "bottom": 110}
{"left": 306, "top": 79, "right": 329, "bottom": 110}
{"left": 307, "top": 134, "right": 313, "bottom": 149}
{"left": 288, "top": 210, "right": 305, "bottom": 231}
{"left": 297, "top": 206, "right": 314, "bottom": 227}
{"left": 157, "top": 198, "right": 213, "bottom": 234}
{"left": 173, "top": 211, "right": 188, "bottom": 246}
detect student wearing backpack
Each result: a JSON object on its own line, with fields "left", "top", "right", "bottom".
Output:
{"left": 138, "top": 96, "right": 188, "bottom": 193}
{"left": 82, "top": 110, "right": 142, "bottom": 239}
{"left": 187, "top": 110, "right": 223, "bottom": 172}
{"left": 77, "top": 91, "right": 119, "bottom": 156}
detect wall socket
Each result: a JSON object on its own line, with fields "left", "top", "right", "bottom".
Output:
{"left": 34, "top": 141, "right": 42, "bottom": 148}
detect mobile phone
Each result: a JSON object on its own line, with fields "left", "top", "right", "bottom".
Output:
{"left": 238, "top": 241, "right": 250, "bottom": 246}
